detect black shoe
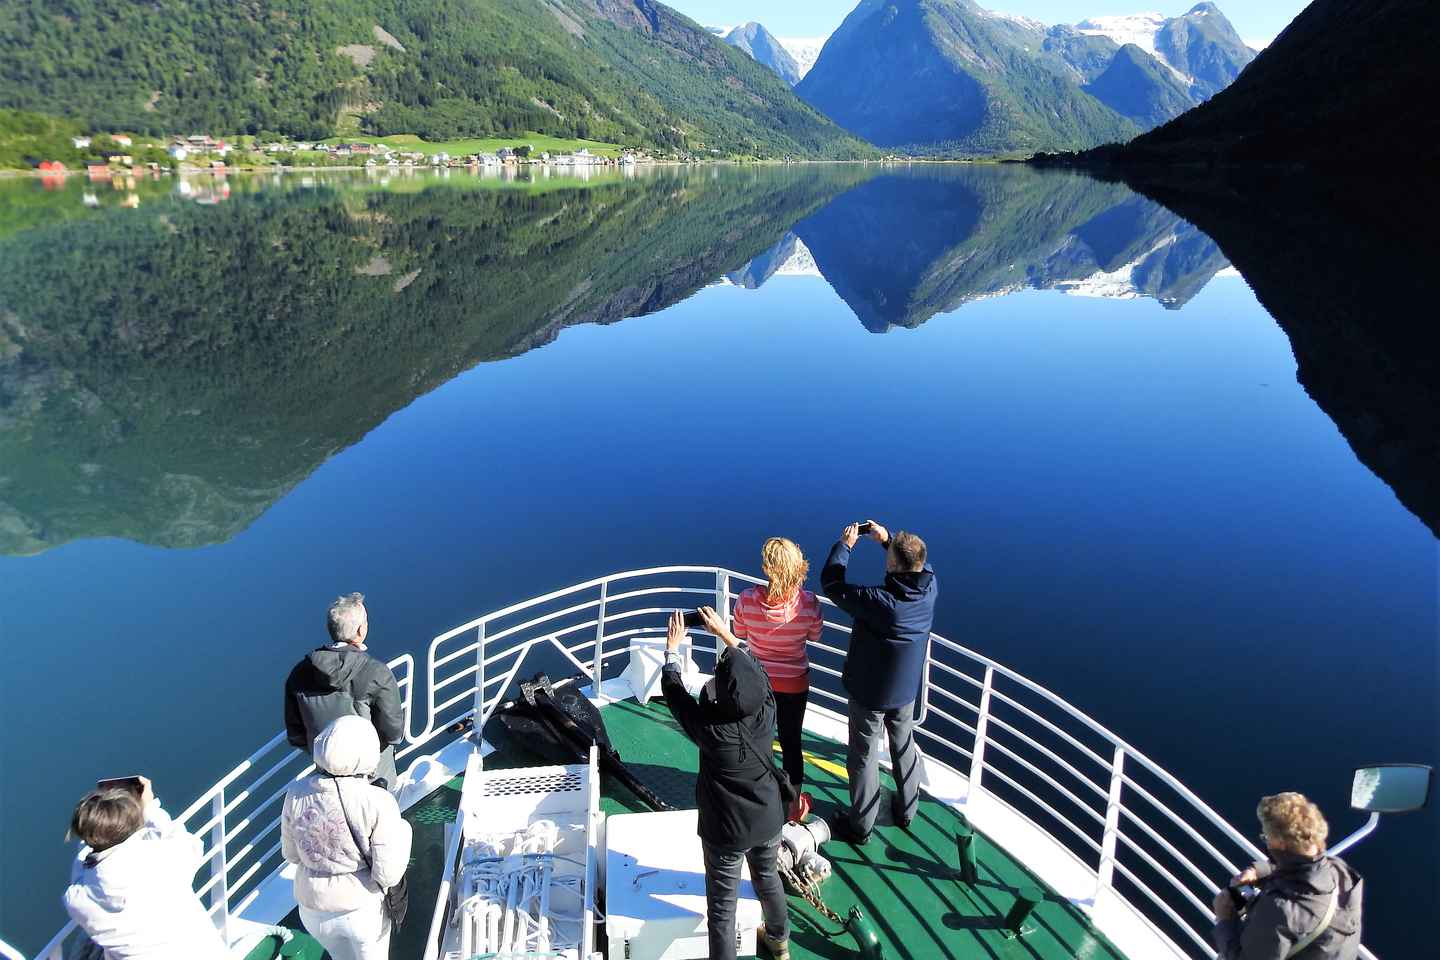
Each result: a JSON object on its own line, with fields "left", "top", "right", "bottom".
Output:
{"left": 829, "top": 815, "right": 871, "bottom": 846}
{"left": 891, "top": 803, "right": 914, "bottom": 831}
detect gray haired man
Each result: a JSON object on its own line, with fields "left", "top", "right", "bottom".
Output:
{"left": 284, "top": 592, "right": 405, "bottom": 790}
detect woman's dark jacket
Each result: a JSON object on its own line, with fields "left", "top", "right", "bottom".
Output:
{"left": 821, "top": 540, "right": 937, "bottom": 710}
{"left": 1212, "top": 852, "right": 1364, "bottom": 960}
{"left": 662, "top": 646, "right": 797, "bottom": 851}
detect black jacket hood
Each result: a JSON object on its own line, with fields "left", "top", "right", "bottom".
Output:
{"left": 303, "top": 644, "right": 369, "bottom": 690}
{"left": 700, "top": 646, "right": 771, "bottom": 722}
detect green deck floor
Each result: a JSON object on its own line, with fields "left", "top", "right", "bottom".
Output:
{"left": 597, "top": 698, "right": 1126, "bottom": 960}
{"left": 268, "top": 696, "right": 1128, "bottom": 960}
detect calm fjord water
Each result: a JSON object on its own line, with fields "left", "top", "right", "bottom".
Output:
{"left": 0, "top": 166, "right": 1433, "bottom": 956}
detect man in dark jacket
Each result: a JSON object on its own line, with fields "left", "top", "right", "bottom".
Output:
{"left": 283, "top": 592, "right": 405, "bottom": 790}
{"left": 662, "top": 608, "right": 794, "bottom": 960}
{"left": 822, "top": 521, "right": 936, "bottom": 843}
{"left": 1213, "top": 792, "right": 1363, "bottom": 960}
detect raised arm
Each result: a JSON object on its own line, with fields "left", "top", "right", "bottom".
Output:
{"left": 821, "top": 523, "right": 889, "bottom": 619}
{"left": 660, "top": 610, "right": 706, "bottom": 743}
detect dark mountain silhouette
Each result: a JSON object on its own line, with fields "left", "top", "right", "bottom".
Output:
{"left": 1050, "top": 0, "right": 1440, "bottom": 168}
{"left": 1117, "top": 171, "right": 1439, "bottom": 535}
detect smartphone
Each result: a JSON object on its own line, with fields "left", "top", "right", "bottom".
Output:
{"left": 683, "top": 610, "right": 705, "bottom": 629}
{"left": 856, "top": 521, "right": 875, "bottom": 536}
{"left": 97, "top": 776, "right": 144, "bottom": 797}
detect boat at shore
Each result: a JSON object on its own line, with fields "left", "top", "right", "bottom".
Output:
{"left": 5, "top": 566, "right": 1390, "bottom": 960}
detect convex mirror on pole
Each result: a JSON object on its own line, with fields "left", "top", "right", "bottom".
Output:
{"left": 1329, "top": 763, "right": 1433, "bottom": 857}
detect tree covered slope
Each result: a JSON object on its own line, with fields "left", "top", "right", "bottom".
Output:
{"left": 0, "top": 0, "right": 872, "bottom": 157}
{"left": 1084, "top": 44, "right": 1197, "bottom": 128}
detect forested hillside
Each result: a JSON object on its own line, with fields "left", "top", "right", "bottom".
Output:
{"left": 0, "top": 0, "right": 871, "bottom": 157}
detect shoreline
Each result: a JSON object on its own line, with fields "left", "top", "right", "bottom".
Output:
{"left": 0, "top": 157, "right": 1012, "bottom": 179}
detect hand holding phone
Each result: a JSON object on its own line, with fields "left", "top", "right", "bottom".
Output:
{"left": 856, "top": 521, "right": 875, "bottom": 536}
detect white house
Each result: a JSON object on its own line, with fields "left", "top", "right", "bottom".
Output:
{"left": 111, "top": 134, "right": 133, "bottom": 147}
{"left": 72, "top": 136, "right": 92, "bottom": 149}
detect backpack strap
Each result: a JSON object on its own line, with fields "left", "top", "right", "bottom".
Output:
{"left": 329, "top": 774, "right": 374, "bottom": 873}
{"left": 1284, "top": 882, "right": 1339, "bottom": 959}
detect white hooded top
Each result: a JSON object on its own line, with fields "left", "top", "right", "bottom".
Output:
{"left": 281, "top": 715, "right": 412, "bottom": 913}
{"left": 62, "top": 799, "right": 228, "bottom": 960}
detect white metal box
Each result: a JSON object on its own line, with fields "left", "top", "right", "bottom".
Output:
{"left": 605, "top": 810, "right": 760, "bottom": 960}
{"left": 427, "top": 747, "right": 601, "bottom": 960}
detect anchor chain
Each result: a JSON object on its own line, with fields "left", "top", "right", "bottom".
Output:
{"left": 780, "top": 863, "right": 847, "bottom": 936}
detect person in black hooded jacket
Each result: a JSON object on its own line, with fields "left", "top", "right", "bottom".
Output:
{"left": 662, "top": 608, "right": 794, "bottom": 960}
{"left": 284, "top": 592, "right": 405, "bottom": 791}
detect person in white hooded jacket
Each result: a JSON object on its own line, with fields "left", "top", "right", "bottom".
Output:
{"left": 63, "top": 776, "right": 228, "bottom": 960}
{"left": 282, "top": 715, "right": 412, "bottom": 960}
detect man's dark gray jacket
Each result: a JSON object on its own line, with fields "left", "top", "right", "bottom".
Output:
{"left": 284, "top": 643, "right": 405, "bottom": 759}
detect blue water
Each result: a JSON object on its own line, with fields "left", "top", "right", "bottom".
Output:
{"left": 0, "top": 166, "right": 1433, "bottom": 957}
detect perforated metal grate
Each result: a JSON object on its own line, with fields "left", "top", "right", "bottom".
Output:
{"left": 483, "top": 772, "right": 583, "bottom": 797}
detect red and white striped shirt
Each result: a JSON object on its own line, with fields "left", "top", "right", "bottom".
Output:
{"left": 731, "top": 586, "right": 820, "bottom": 693}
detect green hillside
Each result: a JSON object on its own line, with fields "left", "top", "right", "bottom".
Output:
{"left": 0, "top": 0, "right": 872, "bottom": 158}
{"left": 1084, "top": 44, "right": 1197, "bottom": 128}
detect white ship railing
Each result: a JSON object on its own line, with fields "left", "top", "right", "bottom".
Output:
{"left": 26, "top": 565, "right": 1378, "bottom": 960}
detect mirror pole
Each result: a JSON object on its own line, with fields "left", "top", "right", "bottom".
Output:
{"left": 1328, "top": 811, "right": 1381, "bottom": 857}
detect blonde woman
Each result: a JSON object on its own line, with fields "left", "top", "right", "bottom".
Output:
{"left": 731, "top": 537, "right": 822, "bottom": 790}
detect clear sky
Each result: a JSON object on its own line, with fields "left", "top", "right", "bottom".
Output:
{"left": 668, "top": 0, "right": 1309, "bottom": 46}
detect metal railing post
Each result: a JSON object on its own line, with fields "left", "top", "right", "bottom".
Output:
{"left": 915, "top": 648, "right": 933, "bottom": 724}
{"left": 968, "top": 666, "right": 994, "bottom": 796}
{"left": 209, "top": 790, "right": 230, "bottom": 946}
{"left": 591, "top": 580, "right": 608, "bottom": 690}
{"left": 473, "top": 621, "right": 486, "bottom": 721}
{"left": 714, "top": 570, "right": 730, "bottom": 662}
{"left": 1095, "top": 745, "right": 1126, "bottom": 902}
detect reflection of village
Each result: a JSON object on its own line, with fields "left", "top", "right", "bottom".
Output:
{"left": 61, "top": 156, "right": 653, "bottom": 213}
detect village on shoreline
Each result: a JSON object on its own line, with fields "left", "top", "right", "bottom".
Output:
{"left": 5, "top": 128, "right": 669, "bottom": 179}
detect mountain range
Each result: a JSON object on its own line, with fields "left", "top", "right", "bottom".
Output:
{"left": 712, "top": 23, "right": 804, "bottom": 85}
{"left": 791, "top": 1, "right": 1255, "bottom": 155}
{"left": 1075, "top": 0, "right": 1439, "bottom": 169}
{"left": 0, "top": 0, "right": 870, "bottom": 158}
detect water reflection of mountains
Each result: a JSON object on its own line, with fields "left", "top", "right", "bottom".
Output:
{"left": 1, "top": 166, "right": 1431, "bottom": 553}
{"left": 730, "top": 170, "right": 1229, "bottom": 331}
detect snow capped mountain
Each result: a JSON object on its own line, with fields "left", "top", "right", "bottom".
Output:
{"left": 773, "top": 236, "right": 821, "bottom": 277}
{"left": 1075, "top": 12, "right": 1168, "bottom": 56}
{"left": 983, "top": 9, "right": 1048, "bottom": 31}
{"left": 706, "top": 24, "right": 828, "bottom": 84}
{"left": 777, "top": 37, "right": 828, "bottom": 80}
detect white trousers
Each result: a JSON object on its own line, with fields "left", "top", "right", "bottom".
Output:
{"left": 299, "top": 903, "right": 391, "bottom": 960}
